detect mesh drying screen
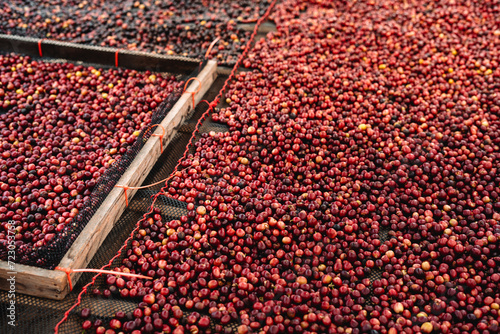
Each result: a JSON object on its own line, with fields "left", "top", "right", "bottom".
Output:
{"left": 0, "top": 57, "right": 206, "bottom": 270}
{"left": 54, "top": 98, "right": 232, "bottom": 334}
{"left": 0, "top": 72, "right": 229, "bottom": 334}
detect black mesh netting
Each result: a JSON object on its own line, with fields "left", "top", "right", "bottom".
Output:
{"left": 0, "top": 54, "right": 207, "bottom": 269}
{"left": 53, "top": 96, "right": 240, "bottom": 334}
{"left": 0, "top": 74, "right": 229, "bottom": 334}
{"left": 0, "top": 0, "right": 276, "bottom": 328}
{"left": 0, "top": 0, "right": 273, "bottom": 66}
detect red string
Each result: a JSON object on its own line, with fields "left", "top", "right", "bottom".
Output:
{"left": 55, "top": 266, "right": 73, "bottom": 291}
{"left": 209, "top": 100, "right": 218, "bottom": 110}
{"left": 149, "top": 124, "right": 166, "bottom": 153}
{"left": 113, "top": 124, "right": 165, "bottom": 206}
{"left": 152, "top": 133, "right": 164, "bottom": 153}
{"left": 183, "top": 77, "right": 202, "bottom": 109}
{"left": 123, "top": 186, "right": 129, "bottom": 206}
{"left": 54, "top": 0, "right": 278, "bottom": 331}
{"left": 115, "top": 185, "right": 129, "bottom": 206}
{"left": 205, "top": 37, "right": 220, "bottom": 58}
{"left": 115, "top": 50, "right": 119, "bottom": 67}
{"left": 54, "top": 196, "right": 159, "bottom": 333}
{"left": 38, "top": 40, "right": 44, "bottom": 57}
{"left": 55, "top": 266, "right": 153, "bottom": 289}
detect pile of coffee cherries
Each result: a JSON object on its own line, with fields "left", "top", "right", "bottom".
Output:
{"left": 0, "top": 0, "right": 272, "bottom": 65}
{"left": 82, "top": 0, "right": 499, "bottom": 333}
{"left": 0, "top": 53, "right": 183, "bottom": 265}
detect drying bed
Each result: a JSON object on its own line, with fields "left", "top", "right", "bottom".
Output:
{"left": 0, "top": 76, "right": 227, "bottom": 334}
{"left": 0, "top": 36, "right": 217, "bottom": 299}
{"left": 58, "top": 0, "right": 500, "bottom": 333}
{"left": 0, "top": 0, "right": 273, "bottom": 65}
{"left": 0, "top": 52, "right": 184, "bottom": 265}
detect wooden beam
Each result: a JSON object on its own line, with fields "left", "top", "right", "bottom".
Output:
{"left": 0, "top": 261, "right": 67, "bottom": 299}
{"left": 0, "top": 34, "right": 201, "bottom": 74}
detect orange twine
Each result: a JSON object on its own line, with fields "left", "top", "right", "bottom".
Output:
{"left": 149, "top": 124, "right": 166, "bottom": 154}
{"left": 114, "top": 124, "right": 166, "bottom": 206}
{"left": 205, "top": 37, "right": 221, "bottom": 58}
{"left": 54, "top": 0, "right": 278, "bottom": 330}
{"left": 183, "top": 77, "right": 202, "bottom": 109}
{"left": 55, "top": 266, "right": 152, "bottom": 291}
{"left": 38, "top": 39, "right": 44, "bottom": 57}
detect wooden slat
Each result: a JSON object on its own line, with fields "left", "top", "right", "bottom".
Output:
{"left": 0, "top": 34, "right": 201, "bottom": 74}
{"left": 238, "top": 21, "right": 277, "bottom": 33}
{"left": 0, "top": 60, "right": 217, "bottom": 300}
{"left": 0, "top": 261, "right": 67, "bottom": 299}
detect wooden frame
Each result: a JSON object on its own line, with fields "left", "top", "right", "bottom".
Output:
{"left": 0, "top": 59, "right": 217, "bottom": 300}
{"left": 0, "top": 34, "right": 201, "bottom": 74}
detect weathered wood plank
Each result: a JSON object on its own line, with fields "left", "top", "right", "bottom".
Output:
{"left": 0, "top": 261, "right": 67, "bottom": 299}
